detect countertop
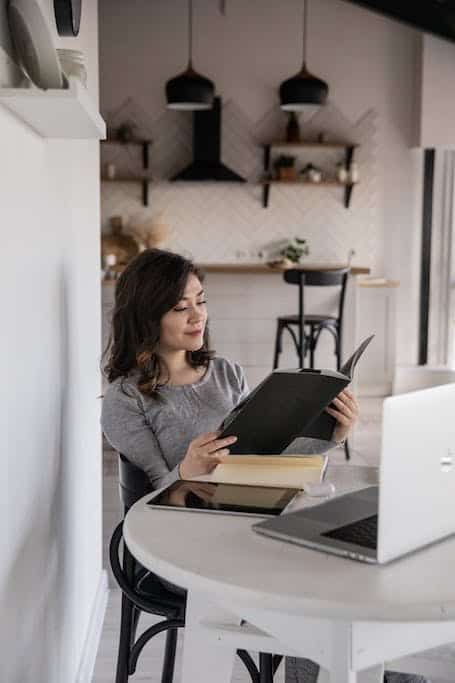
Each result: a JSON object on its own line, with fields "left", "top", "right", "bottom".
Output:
{"left": 102, "top": 263, "right": 402, "bottom": 287}
{"left": 197, "top": 262, "right": 370, "bottom": 275}
{"left": 102, "top": 262, "right": 374, "bottom": 284}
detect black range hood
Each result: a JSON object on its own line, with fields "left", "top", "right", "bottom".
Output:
{"left": 341, "top": 1, "right": 455, "bottom": 45}
{"left": 172, "top": 97, "right": 246, "bottom": 182}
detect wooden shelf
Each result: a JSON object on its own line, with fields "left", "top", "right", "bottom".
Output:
{"left": 101, "top": 138, "right": 152, "bottom": 145}
{"left": 265, "top": 141, "right": 359, "bottom": 149}
{"left": 0, "top": 77, "right": 106, "bottom": 139}
{"left": 262, "top": 142, "right": 358, "bottom": 209}
{"left": 101, "top": 176, "right": 153, "bottom": 182}
{"left": 261, "top": 179, "right": 357, "bottom": 187}
{"left": 100, "top": 137, "right": 152, "bottom": 205}
{"left": 101, "top": 137, "right": 152, "bottom": 168}
{"left": 102, "top": 262, "right": 371, "bottom": 281}
{"left": 198, "top": 262, "right": 370, "bottom": 276}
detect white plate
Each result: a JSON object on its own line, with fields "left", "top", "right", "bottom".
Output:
{"left": 8, "top": 0, "right": 63, "bottom": 90}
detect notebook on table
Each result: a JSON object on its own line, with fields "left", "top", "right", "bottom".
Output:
{"left": 192, "top": 454, "right": 328, "bottom": 489}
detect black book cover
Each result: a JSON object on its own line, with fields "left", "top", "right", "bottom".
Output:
{"left": 219, "top": 335, "right": 374, "bottom": 454}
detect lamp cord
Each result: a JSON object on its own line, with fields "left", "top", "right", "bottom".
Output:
{"left": 302, "top": 0, "right": 308, "bottom": 65}
{"left": 188, "top": 0, "right": 193, "bottom": 67}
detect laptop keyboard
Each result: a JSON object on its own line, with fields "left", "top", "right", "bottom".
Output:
{"left": 322, "top": 514, "right": 378, "bottom": 550}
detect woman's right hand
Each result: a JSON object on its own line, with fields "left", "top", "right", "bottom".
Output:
{"left": 179, "top": 431, "right": 237, "bottom": 480}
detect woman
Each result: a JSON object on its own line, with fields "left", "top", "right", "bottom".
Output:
{"left": 102, "top": 248, "right": 428, "bottom": 683}
{"left": 102, "top": 248, "right": 357, "bottom": 486}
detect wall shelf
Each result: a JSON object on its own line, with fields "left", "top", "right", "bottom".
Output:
{"left": 101, "top": 175, "right": 153, "bottom": 206}
{"left": 262, "top": 142, "right": 359, "bottom": 209}
{"left": 100, "top": 138, "right": 152, "bottom": 205}
{"left": 0, "top": 77, "right": 106, "bottom": 139}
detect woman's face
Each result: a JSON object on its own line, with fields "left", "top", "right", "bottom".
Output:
{"left": 159, "top": 273, "right": 208, "bottom": 353}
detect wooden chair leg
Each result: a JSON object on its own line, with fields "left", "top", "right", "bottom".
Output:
{"left": 130, "top": 605, "right": 140, "bottom": 648}
{"left": 273, "top": 321, "right": 283, "bottom": 369}
{"left": 310, "top": 325, "right": 316, "bottom": 368}
{"left": 336, "top": 327, "right": 342, "bottom": 370}
{"left": 115, "top": 592, "right": 134, "bottom": 683}
{"left": 259, "top": 653, "right": 274, "bottom": 683}
{"left": 161, "top": 627, "right": 178, "bottom": 683}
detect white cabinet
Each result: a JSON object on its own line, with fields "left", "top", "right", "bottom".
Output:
{"left": 352, "top": 282, "right": 398, "bottom": 396}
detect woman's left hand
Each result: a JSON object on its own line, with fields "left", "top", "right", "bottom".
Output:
{"left": 326, "top": 388, "right": 359, "bottom": 443}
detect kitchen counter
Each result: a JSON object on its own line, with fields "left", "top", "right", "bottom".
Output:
{"left": 197, "top": 262, "right": 370, "bottom": 275}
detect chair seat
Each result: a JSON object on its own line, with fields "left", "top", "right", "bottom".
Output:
{"left": 136, "top": 570, "right": 186, "bottom": 616}
{"left": 278, "top": 314, "right": 338, "bottom": 325}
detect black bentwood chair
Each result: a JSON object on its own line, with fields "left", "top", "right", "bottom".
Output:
{"left": 109, "top": 454, "right": 271, "bottom": 683}
{"left": 272, "top": 267, "right": 350, "bottom": 459}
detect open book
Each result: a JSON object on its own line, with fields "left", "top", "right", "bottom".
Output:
{"left": 219, "top": 335, "right": 374, "bottom": 454}
{"left": 192, "top": 454, "right": 328, "bottom": 489}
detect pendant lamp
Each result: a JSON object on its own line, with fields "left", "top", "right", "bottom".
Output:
{"left": 279, "top": 0, "right": 328, "bottom": 112}
{"left": 166, "top": 0, "right": 214, "bottom": 110}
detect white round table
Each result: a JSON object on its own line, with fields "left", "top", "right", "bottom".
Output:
{"left": 124, "top": 465, "right": 455, "bottom": 682}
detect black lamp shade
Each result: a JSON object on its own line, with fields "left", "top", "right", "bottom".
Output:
{"left": 279, "top": 64, "right": 328, "bottom": 111}
{"left": 166, "top": 66, "right": 214, "bottom": 110}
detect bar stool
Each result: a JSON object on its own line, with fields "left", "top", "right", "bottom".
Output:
{"left": 273, "top": 267, "right": 349, "bottom": 371}
{"left": 109, "top": 454, "right": 264, "bottom": 682}
{"left": 272, "top": 268, "right": 350, "bottom": 459}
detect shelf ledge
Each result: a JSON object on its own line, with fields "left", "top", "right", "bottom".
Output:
{"left": 264, "top": 141, "right": 359, "bottom": 149}
{"left": 0, "top": 77, "right": 106, "bottom": 139}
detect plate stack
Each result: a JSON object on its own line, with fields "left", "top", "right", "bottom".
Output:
{"left": 7, "top": 0, "right": 86, "bottom": 90}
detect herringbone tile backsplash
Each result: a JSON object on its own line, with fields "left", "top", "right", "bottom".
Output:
{"left": 101, "top": 98, "right": 379, "bottom": 271}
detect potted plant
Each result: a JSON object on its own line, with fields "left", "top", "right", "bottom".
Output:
{"left": 279, "top": 237, "right": 310, "bottom": 264}
{"left": 274, "top": 154, "right": 297, "bottom": 181}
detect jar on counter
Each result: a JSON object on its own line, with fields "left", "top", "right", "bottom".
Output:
{"left": 57, "top": 49, "right": 87, "bottom": 87}
{"left": 336, "top": 163, "right": 348, "bottom": 183}
{"left": 348, "top": 162, "right": 359, "bottom": 183}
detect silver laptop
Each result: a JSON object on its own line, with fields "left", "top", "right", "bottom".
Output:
{"left": 253, "top": 383, "right": 455, "bottom": 564}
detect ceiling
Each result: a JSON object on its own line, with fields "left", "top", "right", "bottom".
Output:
{"left": 342, "top": 0, "right": 455, "bottom": 44}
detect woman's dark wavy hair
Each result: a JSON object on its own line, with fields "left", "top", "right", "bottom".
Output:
{"left": 103, "top": 248, "right": 214, "bottom": 396}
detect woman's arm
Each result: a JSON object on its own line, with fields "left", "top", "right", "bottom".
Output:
{"left": 102, "top": 384, "right": 180, "bottom": 490}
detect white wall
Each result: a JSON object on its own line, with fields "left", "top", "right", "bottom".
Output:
{"left": 418, "top": 34, "right": 455, "bottom": 148}
{"left": 99, "top": 0, "right": 423, "bottom": 366}
{"left": 0, "top": 1, "right": 103, "bottom": 681}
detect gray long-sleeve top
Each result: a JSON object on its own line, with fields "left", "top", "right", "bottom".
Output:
{"left": 101, "top": 357, "right": 336, "bottom": 490}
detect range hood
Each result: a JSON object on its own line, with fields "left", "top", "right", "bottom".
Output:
{"left": 171, "top": 97, "right": 246, "bottom": 182}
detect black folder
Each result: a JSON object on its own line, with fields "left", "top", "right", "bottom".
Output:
{"left": 219, "top": 335, "right": 374, "bottom": 455}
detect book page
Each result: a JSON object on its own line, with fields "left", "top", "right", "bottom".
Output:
{"left": 340, "top": 334, "right": 375, "bottom": 380}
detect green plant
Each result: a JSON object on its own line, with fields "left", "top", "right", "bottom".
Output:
{"left": 279, "top": 237, "right": 309, "bottom": 263}
{"left": 116, "top": 122, "right": 137, "bottom": 143}
{"left": 274, "top": 154, "right": 296, "bottom": 169}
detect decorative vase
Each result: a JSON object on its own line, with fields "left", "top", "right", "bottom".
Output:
{"left": 127, "top": 211, "right": 171, "bottom": 250}
{"left": 336, "top": 164, "right": 348, "bottom": 183}
{"left": 101, "top": 216, "right": 140, "bottom": 267}
{"left": 348, "top": 162, "right": 359, "bottom": 183}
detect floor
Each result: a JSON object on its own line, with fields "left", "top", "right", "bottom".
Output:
{"left": 93, "top": 398, "right": 453, "bottom": 682}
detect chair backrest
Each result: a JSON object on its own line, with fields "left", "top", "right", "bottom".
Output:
{"left": 283, "top": 267, "right": 349, "bottom": 325}
{"left": 118, "top": 453, "right": 154, "bottom": 511}
{"left": 283, "top": 267, "right": 348, "bottom": 287}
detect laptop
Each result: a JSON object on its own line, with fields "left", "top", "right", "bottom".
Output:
{"left": 253, "top": 383, "right": 455, "bottom": 564}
